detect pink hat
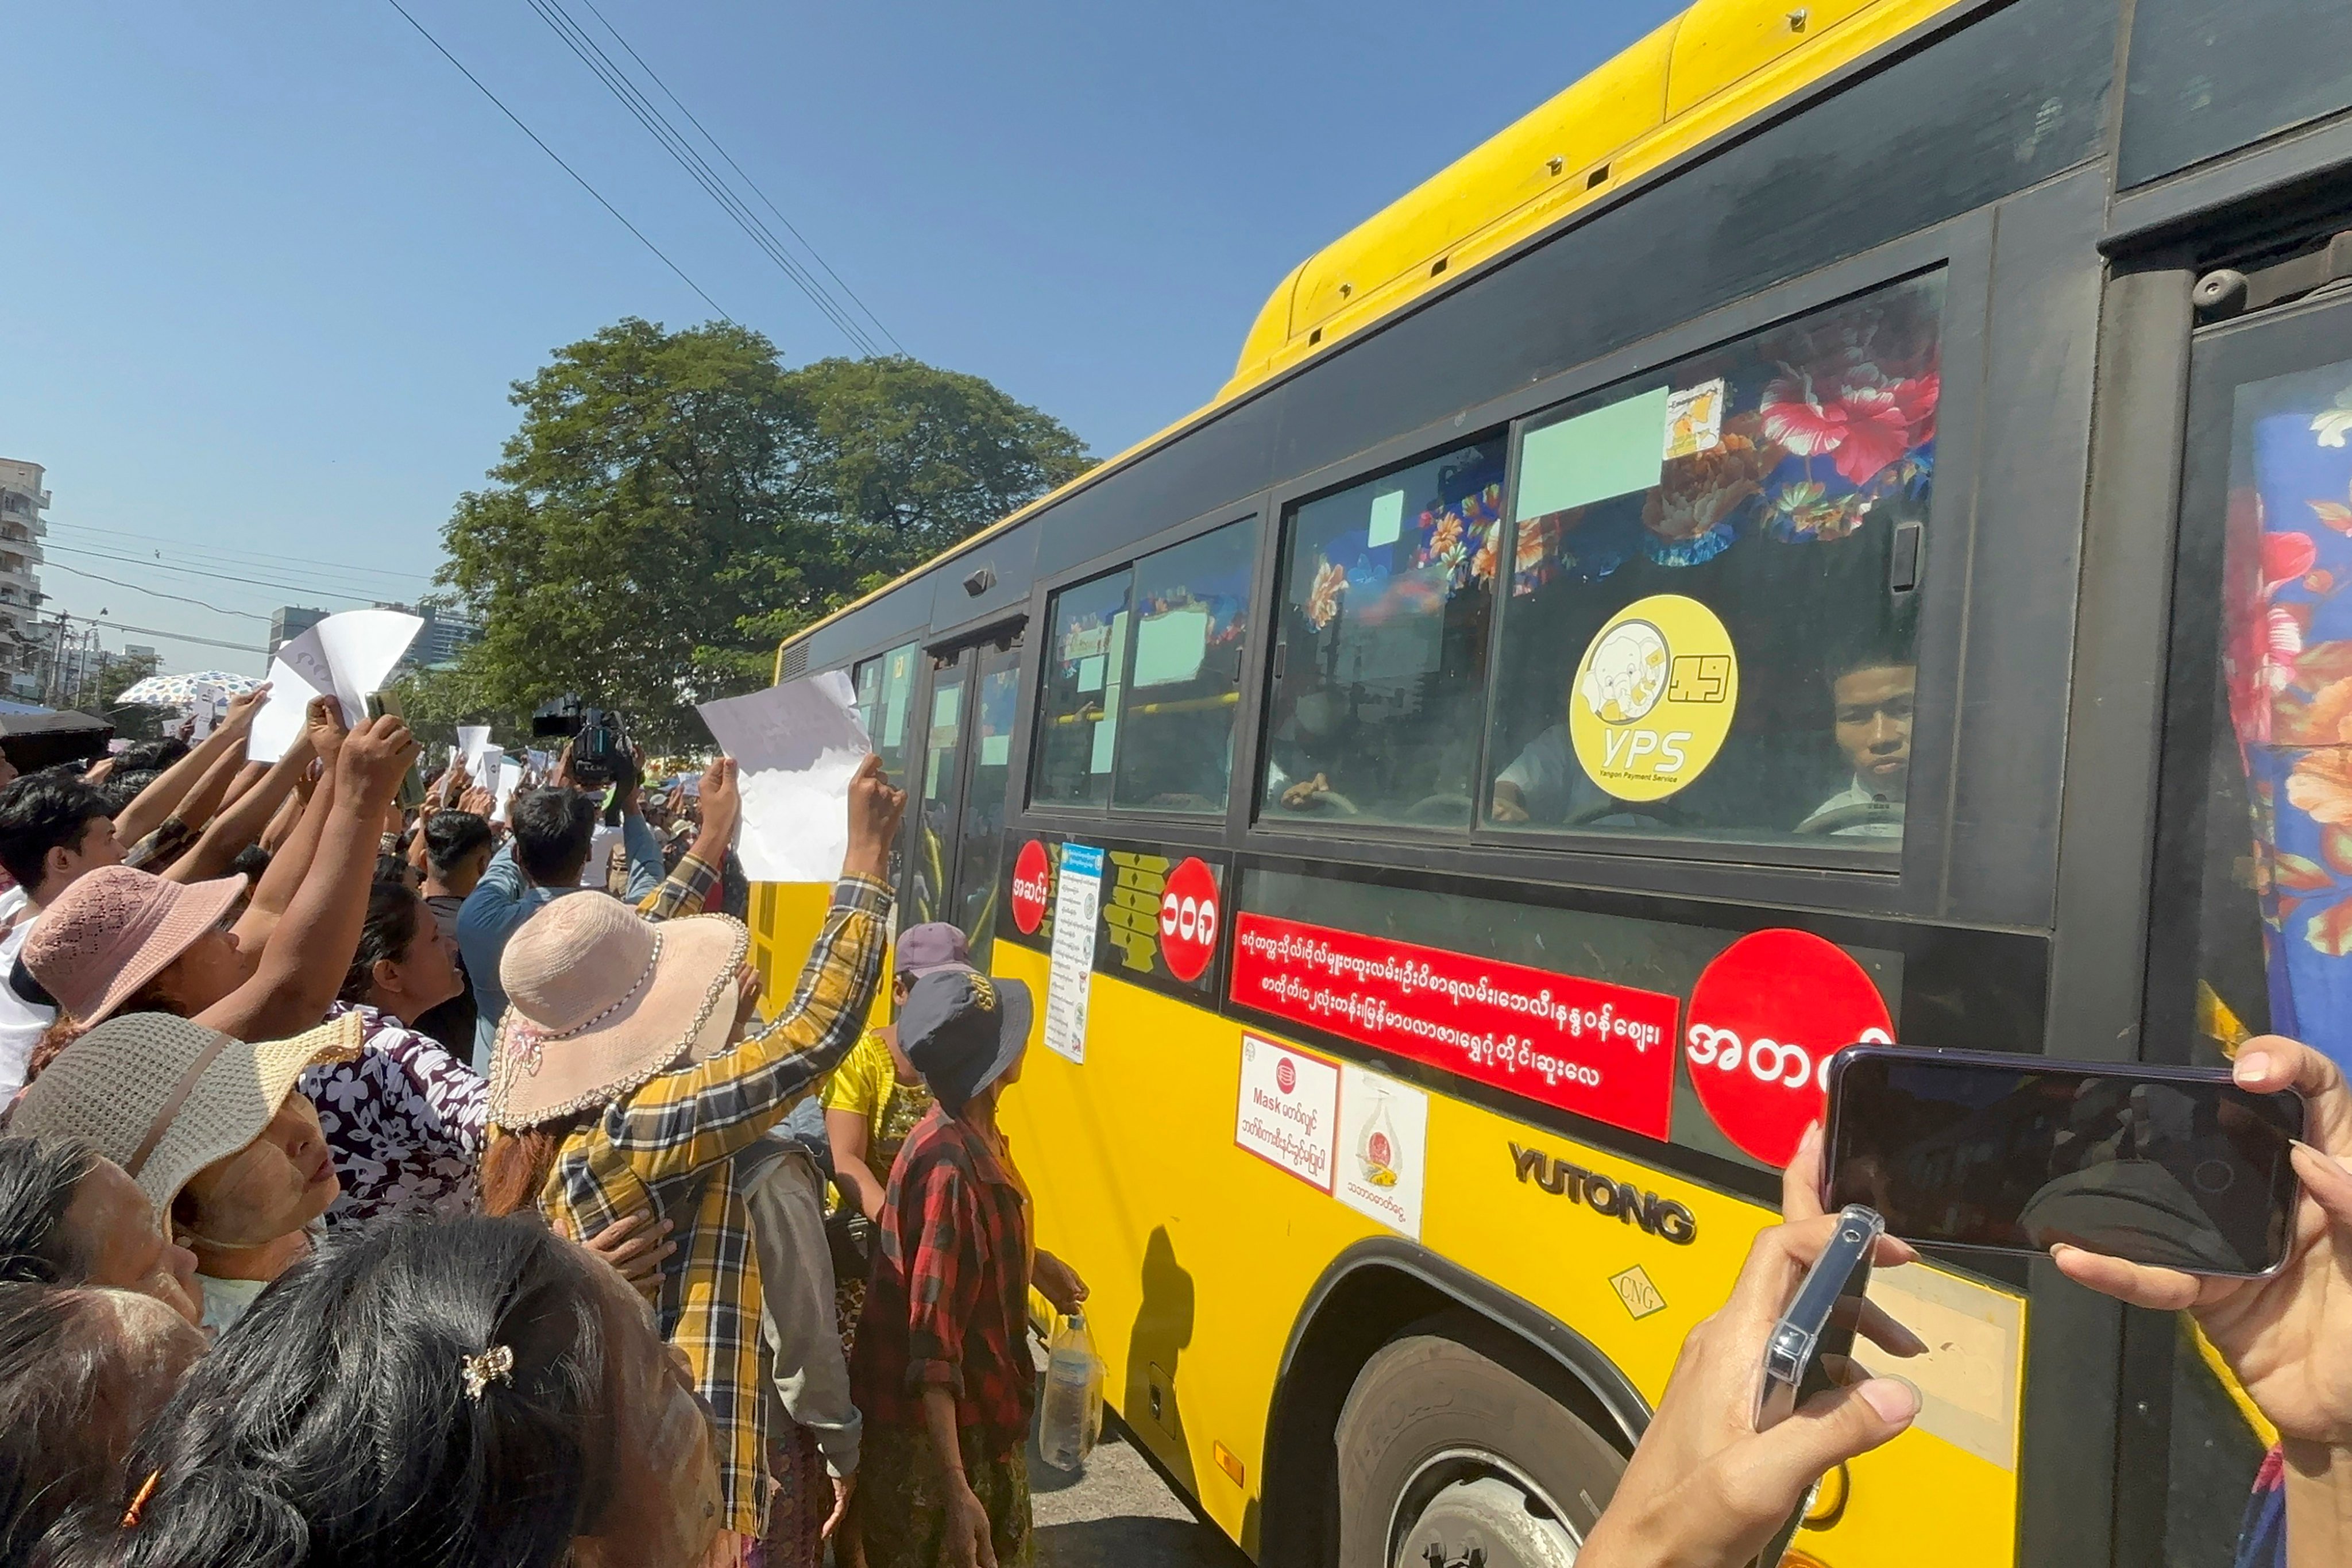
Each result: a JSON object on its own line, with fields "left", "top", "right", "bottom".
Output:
{"left": 24, "top": 866, "right": 248, "bottom": 1026}
{"left": 486, "top": 893, "right": 749, "bottom": 1130}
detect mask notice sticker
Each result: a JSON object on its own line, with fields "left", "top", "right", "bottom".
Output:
{"left": 1235, "top": 1034, "right": 1339, "bottom": 1193}
{"left": 1569, "top": 593, "right": 1739, "bottom": 802}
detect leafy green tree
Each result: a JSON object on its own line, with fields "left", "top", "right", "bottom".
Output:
{"left": 435, "top": 320, "right": 1090, "bottom": 748}
{"left": 90, "top": 651, "right": 165, "bottom": 742}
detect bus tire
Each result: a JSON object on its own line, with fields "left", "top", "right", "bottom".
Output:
{"left": 1335, "top": 1326, "right": 1625, "bottom": 1568}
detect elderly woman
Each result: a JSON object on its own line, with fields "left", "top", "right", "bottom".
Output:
{"left": 0, "top": 1136, "right": 203, "bottom": 1327}
{"left": 480, "top": 755, "right": 902, "bottom": 1560}
{"left": 38, "top": 1214, "right": 724, "bottom": 1568}
{"left": 9, "top": 1010, "right": 362, "bottom": 1334}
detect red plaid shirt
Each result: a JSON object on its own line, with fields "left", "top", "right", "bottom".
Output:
{"left": 850, "top": 1104, "right": 1034, "bottom": 1446}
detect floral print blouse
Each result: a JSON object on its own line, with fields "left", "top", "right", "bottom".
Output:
{"left": 300, "top": 1002, "right": 490, "bottom": 1226}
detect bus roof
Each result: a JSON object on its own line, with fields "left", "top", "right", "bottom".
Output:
{"left": 782, "top": 0, "right": 1960, "bottom": 665}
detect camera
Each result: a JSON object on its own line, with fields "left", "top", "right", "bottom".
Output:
{"left": 531, "top": 697, "right": 629, "bottom": 789}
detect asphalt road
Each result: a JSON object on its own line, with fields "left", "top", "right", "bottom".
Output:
{"left": 1026, "top": 1421, "right": 1252, "bottom": 1568}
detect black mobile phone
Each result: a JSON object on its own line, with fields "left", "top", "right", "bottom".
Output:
{"left": 1752, "top": 1204, "right": 1882, "bottom": 1568}
{"left": 1823, "top": 1045, "right": 2304, "bottom": 1276}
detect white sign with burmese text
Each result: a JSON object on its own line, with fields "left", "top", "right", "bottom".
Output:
{"left": 1235, "top": 1034, "right": 1339, "bottom": 1194}
{"left": 1042, "top": 843, "right": 1103, "bottom": 1064}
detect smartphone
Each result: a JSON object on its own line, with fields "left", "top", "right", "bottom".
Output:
{"left": 1753, "top": 1204, "right": 1882, "bottom": 1568}
{"left": 1824, "top": 1045, "right": 2304, "bottom": 1276}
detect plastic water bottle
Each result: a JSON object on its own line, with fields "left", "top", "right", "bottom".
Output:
{"left": 1038, "top": 1313, "right": 1099, "bottom": 1472}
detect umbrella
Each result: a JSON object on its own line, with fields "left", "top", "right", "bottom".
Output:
{"left": 114, "top": 671, "right": 262, "bottom": 708}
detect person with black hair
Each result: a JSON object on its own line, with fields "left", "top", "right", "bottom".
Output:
{"left": 299, "top": 880, "right": 489, "bottom": 1226}
{"left": 0, "top": 1283, "right": 206, "bottom": 1568}
{"left": 0, "top": 774, "right": 126, "bottom": 1099}
{"left": 0, "top": 1137, "right": 201, "bottom": 1327}
{"left": 109, "top": 739, "right": 189, "bottom": 776}
{"left": 1795, "top": 643, "right": 1917, "bottom": 837}
{"left": 40, "top": 1213, "right": 724, "bottom": 1568}
{"left": 412, "top": 810, "right": 493, "bottom": 1051}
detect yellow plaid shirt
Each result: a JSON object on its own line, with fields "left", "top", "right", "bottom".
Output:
{"left": 537, "top": 871, "right": 890, "bottom": 1535}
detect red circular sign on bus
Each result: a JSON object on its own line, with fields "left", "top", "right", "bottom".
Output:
{"left": 1685, "top": 929, "right": 1894, "bottom": 1168}
{"left": 1010, "top": 840, "right": 1051, "bottom": 934}
{"left": 1157, "top": 857, "right": 1220, "bottom": 982}
{"left": 1275, "top": 1057, "right": 1296, "bottom": 1094}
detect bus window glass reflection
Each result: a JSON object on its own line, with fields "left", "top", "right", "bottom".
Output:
{"left": 1033, "top": 572, "right": 1133, "bottom": 808}
{"left": 1261, "top": 438, "right": 1508, "bottom": 829}
{"left": 1112, "top": 519, "right": 1257, "bottom": 815}
{"left": 1484, "top": 274, "right": 1942, "bottom": 847}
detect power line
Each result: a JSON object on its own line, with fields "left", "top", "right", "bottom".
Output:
{"left": 43, "top": 545, "right": 382, "bottom": 609}
{"left": 46, "top": 537, "right": 423, "bottom": 606}
{"left": 41, "top": 560, "right": 273, "bottom": 621}
{"left": 522, "top": 0, "right": 883, "bottom": 356}
{"left": 574, "top": 0, "right": 904, "bottom": 354}
{"left": 46, "top": 612, "right": 267, "bottom": 657}
{"left": 50, "top": 522, "right": 437, "bottom": 586}
{"left": 381, "top": 0, "right": 735, "bottom": 323}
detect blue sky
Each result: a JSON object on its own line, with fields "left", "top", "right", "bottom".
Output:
{"left": 1, "top": 1, "right": 1683, "bottom": 676}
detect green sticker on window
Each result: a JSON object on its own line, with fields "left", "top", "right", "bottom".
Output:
{"left": 1515, "top": 385, "right": 1671, "bottom": 520}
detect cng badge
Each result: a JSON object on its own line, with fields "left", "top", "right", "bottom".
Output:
{"left": 1568, "top": 593, "right": 1737, "bottom": 802}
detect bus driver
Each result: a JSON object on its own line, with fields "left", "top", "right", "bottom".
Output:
{"left": 1797, "top": 649, "right": 1915, "bottom": 837}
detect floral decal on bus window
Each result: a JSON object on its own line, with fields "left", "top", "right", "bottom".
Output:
{"left": 1511, "top": 277, "right": 1944, "bottom": 584}
{"left": 2217, "top": 368, "right": 2352, "bottom": 1060}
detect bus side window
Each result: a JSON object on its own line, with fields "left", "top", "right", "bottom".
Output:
{"left": 1111, "top": 518, "right": 1258, "bottom": 816}
{"left": 855, "top": 642, "right": 921, "bottom": 790}
{"left": 1261, "top": 438, "right": 1508, "bottom": 829}
{"left": 1033, "top": 570, "right": 1133, "bottom": 809}
{"left": 1484, "top": 273, "right": 1943, "bottom": 850}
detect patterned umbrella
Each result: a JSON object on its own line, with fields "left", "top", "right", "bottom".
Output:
{"left": 113, "top": 670, "right": 262, "bottom": 708}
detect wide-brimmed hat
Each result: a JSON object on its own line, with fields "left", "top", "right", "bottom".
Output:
{"left": 24, "top": 867, "right": 248, "bottom": 1026}
{"left": 899, "top": 966, "right": 1033, "bottom": 1118}
{"left": 487, "top": 893, "right": 749, "bottom": 1130}
{"left": 894, "top": 921, "right": 969, "bottom": 980}
{"left": 8, "top": 1010, "right": 361, "bottom": 1219}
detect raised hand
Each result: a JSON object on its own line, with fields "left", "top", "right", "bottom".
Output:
{"left": 844, "top": 754, "right": 906, "bottom": 883}
{"left": 304, "top": 696, "right": 350, "bottom": 766}
{"left": 221, "top": 682, "right": 273, "bottom": 733}
{"left": 338, "top": 715, "right": 422, "bottom": 812}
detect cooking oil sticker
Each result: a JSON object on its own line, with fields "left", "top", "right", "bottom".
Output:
{"left": 1334, "top": 1064, "right": 1427, "bottom": 1239}
{"left": 1568, "top": 593, "right": 1739, "bottom": 803}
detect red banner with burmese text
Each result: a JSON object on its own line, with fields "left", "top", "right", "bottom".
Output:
{"left": 1229, "top": 912, "right": 1679, "bottom": 1140}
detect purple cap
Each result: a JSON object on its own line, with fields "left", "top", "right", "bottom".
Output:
{"left": 895, "top": 921, "right": 970, "bottom": 978}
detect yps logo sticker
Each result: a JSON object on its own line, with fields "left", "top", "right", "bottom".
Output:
{"left": 1569, "top": 593, "right": 1738, "bottom": 802}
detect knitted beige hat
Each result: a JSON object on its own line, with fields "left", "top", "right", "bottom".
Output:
{"left": 7, "top": 1011, "right": 362, "bottom": 1219}
{"left": 487, "top": 894, "right": 748, "bottom": 1131}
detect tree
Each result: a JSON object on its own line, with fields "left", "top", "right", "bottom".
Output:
{"left": 435, "top": 320, "right": 1090, "bottom": 748}
{"left": 90, "top": 651, "right": 165, "bottom": 742}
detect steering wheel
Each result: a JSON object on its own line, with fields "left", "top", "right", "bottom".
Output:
{"left": 1794, "top": 800, "right": 1906, "bottom": 835}
{"left": 1280, "top": 786, "right": 1360, "bottom": 817}
{"left": 1404, "top": 793, "right": 1475, "bottom": 825}
{"left": 1561, "top": 794, "right": 1689, "bottom": 830}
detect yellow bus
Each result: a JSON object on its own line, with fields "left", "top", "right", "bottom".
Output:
{"left": 751, "top": 1, "right": 2352, "bottom": 1562}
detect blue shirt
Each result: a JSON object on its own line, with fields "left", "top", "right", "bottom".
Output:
{"left": 456, "top": 812, "right": 663, "bottom": 1065}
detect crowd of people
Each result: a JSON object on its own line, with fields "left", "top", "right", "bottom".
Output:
{"left": 0, "top": 681, "right": 2340, "bottom": 1568}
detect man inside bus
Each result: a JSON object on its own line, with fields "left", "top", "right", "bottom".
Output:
{"left": 1795, "top": 646, "right": 1915, "bottom": 837}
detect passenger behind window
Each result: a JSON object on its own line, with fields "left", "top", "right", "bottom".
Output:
{"left": 1797, "top": 643, "right": 1915, "bottom": 836}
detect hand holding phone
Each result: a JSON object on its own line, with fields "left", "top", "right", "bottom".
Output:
{"left": 1824, "top": 1046, "right": 2305, "bottom": 1276}
{"left": 2052, "top": 1037, "right": 2352, "bottom": 1455}
{"left": 1575, "top": 1135, "right": 1924, "bottom": 1568}
{"left": 1752, "top": 1204, "right": 1885, "bottom": 1567}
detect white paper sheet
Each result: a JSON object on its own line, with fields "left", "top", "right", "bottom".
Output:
{"left": 696, "top": 672, "right": 875, "bottom": 882}
{"left": 491, "top": 759, "right": 524, "bottom": 824}
{"left": 246, "top": 609, "right": 424, "bottom": 760}
{"left": 457, "top": 725, "right": 493, "bottom": 780}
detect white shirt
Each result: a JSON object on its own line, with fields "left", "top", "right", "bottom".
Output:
{"left": 1802, "top": 776, "right": 1906, "bottom": 837}
{"left": 0, "top": 887, "right": 52, "bottom": 1103}
{"left": 1496, "top": 725, "right": 1581, "bottom": 820}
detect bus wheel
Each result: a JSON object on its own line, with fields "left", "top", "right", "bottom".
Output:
{"left": 1335, "top": 1325, "right": 1625, "bottom": 1568}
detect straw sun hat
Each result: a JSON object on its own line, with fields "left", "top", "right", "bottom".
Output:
{"left": 8, "top": 1010, "right": 362, "bottom": 1219}
{"left": 486, "top": 893, "right": 750, "bottom": 1130}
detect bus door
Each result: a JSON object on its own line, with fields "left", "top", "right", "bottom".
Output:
{"left": 905, "top": 630, "right": 1025, "bottom": 965}
{"left": 2146, "top": 261, "right": 2352, "bottom": 1565}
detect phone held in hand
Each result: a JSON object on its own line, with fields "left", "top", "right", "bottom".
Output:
{"left": 1822, "top": 1045, "right": 2305, "bottom": 1276}
{"left": 1753, "top": 1204, "right": 1883, "bottom": 1568}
